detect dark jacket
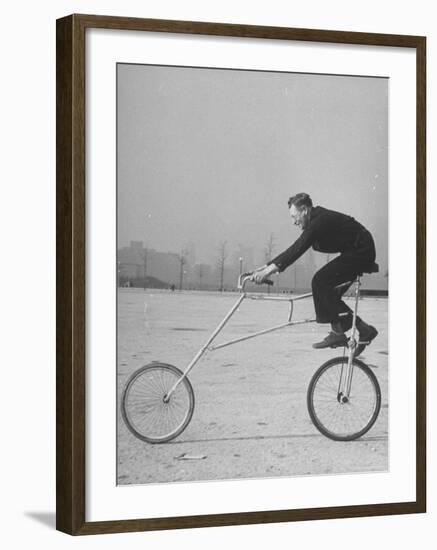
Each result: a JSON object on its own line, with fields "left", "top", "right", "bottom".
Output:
{"left": 270, "top": 206, "right": 373, "bottom": 273}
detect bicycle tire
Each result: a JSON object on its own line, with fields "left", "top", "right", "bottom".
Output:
{"left": 307, "top": 356, "right": 381, "bottom": 441}
{"left": 121, "top": 362, "right": 195, "bottom": 443}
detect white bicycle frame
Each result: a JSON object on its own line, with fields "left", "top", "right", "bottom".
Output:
{"left": 165, "top": 272, "right": 363, "bottom": 401}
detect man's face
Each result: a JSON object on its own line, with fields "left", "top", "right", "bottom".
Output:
{"left": 289, "top": 204, "right": 310, "bottom": 230}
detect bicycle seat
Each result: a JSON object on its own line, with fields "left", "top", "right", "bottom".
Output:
{"left": 335, "top": 263, "right": 379, "bottom": 290}
{"left": 359, "top": 262, "right": 379, "bottom": 276}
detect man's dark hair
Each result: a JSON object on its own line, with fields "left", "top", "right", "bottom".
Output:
{"left": 287, "top": 193, "right": 313, "bottom": 209}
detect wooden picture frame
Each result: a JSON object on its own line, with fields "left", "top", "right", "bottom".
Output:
{"left": 56, "top": 13, "right": 426, "bottom": 535}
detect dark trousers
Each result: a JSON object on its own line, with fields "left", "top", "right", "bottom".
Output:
{"left": 311, "top": 231, "right": 376, "bottom": 324}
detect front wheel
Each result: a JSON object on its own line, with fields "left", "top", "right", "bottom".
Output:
{"left": 307, "top": 356, "right": 381, "bottom": 441}
{"left": 121, "top": 362, "right": 195, "bottom": 443}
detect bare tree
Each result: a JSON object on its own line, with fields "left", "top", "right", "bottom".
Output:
{"left": 196, "top": 263, "right": 205, "bottom": 290}
{"left": 264, "top": 233, "right": 276, "bottom": 293}
{"left": 264, "top": 233, "right": 276, "bottom": 264}
{"left": 178, "top": 248, "right": 188, "bottom": 290}
{"left": 143, "top": 247, "right": 148, "bottom": 289}
{"left": 216, "top": 241, "right": 228, "bottom": 292}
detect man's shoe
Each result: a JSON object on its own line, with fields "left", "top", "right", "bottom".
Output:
{"left": 359, "top": 324, "right": 378, "bottom": 345}
{"left": 353, "top": 325, "right": 378, "bottom": 357}
{"left": 313, "top": 332, "right": 348, "bottom": 349}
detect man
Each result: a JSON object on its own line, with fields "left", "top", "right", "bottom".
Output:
{"left": 253, "top": 193, "right": 378, "bottom": 351}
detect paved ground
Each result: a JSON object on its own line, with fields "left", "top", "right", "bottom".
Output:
{"left": 117, "top": 288, "right": 388, "bottom": 485}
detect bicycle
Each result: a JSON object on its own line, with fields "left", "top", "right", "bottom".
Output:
{"left": 121, "top": 268, "right": 381, "bottom": 443}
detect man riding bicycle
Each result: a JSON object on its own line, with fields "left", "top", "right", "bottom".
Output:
{"left": 253, "top": 193, "right": 378, "bottom": 352}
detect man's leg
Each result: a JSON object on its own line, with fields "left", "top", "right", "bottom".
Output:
{"left": 311, "top": 257, "right": 378, "bottom": 351}
{"left": 311, "top": 258, "right": 360, "bottom": 349}
{"left": 311, "top": 258, "right": 357, "bottom": 323}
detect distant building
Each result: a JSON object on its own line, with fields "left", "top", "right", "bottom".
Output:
{"left": 130, "top": 241, "right": 144, "bottom": 252}
{"left": 118, "top": 241, "right": 144, "bottom": 280}
{"left": 118, "top": 241, "right": 179, "bottom": 286}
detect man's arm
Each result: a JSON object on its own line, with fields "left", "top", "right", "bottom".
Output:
{"left": 253, "top": 228, "right": 314, "bottom": 284}
{"left": 269, "top": 227, "right": 316, "bottom": 273}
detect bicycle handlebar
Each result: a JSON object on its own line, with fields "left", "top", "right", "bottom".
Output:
{"left": 238, "top": 271, "right": 274, "bottom": 290}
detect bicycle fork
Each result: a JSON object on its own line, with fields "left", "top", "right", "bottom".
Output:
{"left": 338, "top": 276, "right": 361, "bottom": 402}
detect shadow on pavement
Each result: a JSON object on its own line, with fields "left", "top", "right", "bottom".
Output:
{"left": 166, "top": 433, "right": 388, "bottom": 445}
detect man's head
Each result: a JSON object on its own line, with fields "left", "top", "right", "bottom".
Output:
{"left": 287, "top": 193, "right": 313, "bottom": 231}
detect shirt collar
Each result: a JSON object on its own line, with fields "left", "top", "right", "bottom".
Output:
{"left": 309, "top": 206, "right": 320, "bottom": 222}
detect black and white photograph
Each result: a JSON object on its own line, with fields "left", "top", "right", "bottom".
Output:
{"left": 2, "top": 0, "right": 433, "bottom": 544}
{"left": 116, "top": 63, "right": 389, "bottom": 485}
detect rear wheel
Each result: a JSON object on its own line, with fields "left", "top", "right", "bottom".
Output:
{"left": 121, "top": 363, "right": 194, "bottom": 443}
{"left": 307, "top": 356, "right": 381, "bottom": 441}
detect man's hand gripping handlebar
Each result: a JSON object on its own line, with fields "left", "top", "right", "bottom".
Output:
{"left": 238, "top": 271, "right": 274, "bottom": 291}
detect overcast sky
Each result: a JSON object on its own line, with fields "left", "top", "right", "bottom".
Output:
{"left": 117, "top": 63, "right": 388, "bottom": 275}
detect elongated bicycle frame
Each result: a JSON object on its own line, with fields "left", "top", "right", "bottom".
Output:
{"left": 164, "top": 273, "right": 363, "bottom": 401}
